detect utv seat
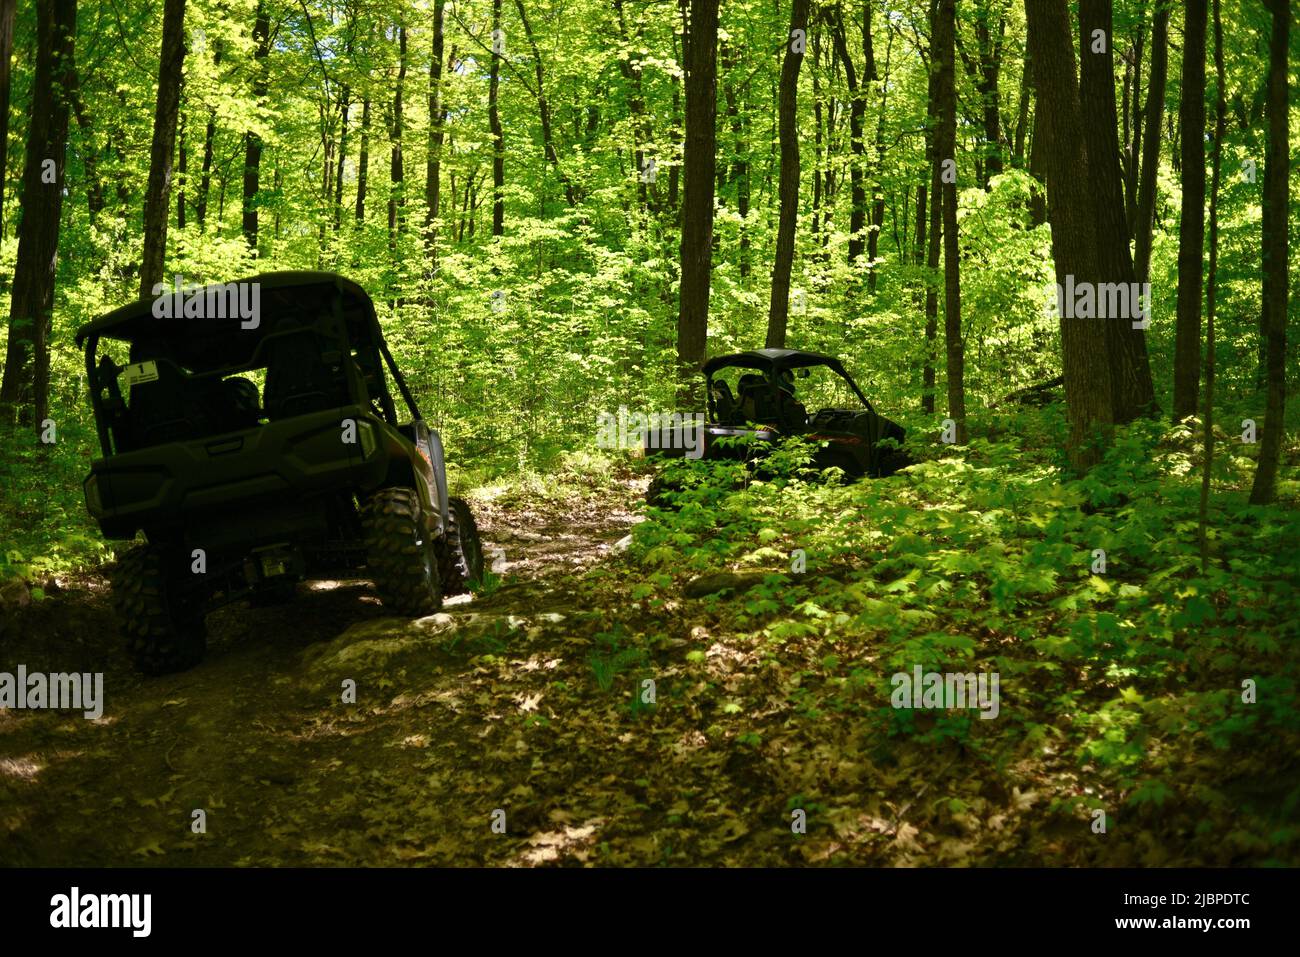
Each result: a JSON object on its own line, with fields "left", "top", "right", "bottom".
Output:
{"left": 127, "top": 358, "right": 217, "bottom": 447}
{"left": 711, "top": 381, "right": 739, "bottom": 424}
{"left": 780, "top": 394, "right": 808, "bottom": 431}
{"left": 263, "top": 324, "right": 349, "bottom": 420}
{"left": 738, "top": 373, "right": 781, "bottom": 426}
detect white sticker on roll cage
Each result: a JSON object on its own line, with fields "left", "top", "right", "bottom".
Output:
{"left": 121, "top": 360, "right": 159, "bottom": 388}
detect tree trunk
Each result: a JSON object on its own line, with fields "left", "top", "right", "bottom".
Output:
{"left": 515, "top": 0, "right": 576, "bottom": 207}
{"left": 1199, "top": 0, "right": 1224, "bottom": 567}
{"left": 722, "top": 41, "right": 750, "bottom": 276}
{"left": 177, "top": 112, "right": 187, "bottom": 231}
{"left": 668, "top": 31, "right": 682, "bottom": 214}
{"left": 615, "top": 0, "right": 653, "bottom": 213}
{"left": 242, "top": 2, "right": 270, "bottom": 251}
{"left": 489, "top": 0, "right": 504, "bottom": 236}
{"left": 924, "top": 2, "right": 942, "bottom": 415}
{"left": 334, "top": 89, "right": 349, "bottom": 233}
{"left": 0, "top": 0, "right": 75, "bottom": 428}
{"left": 1011, "top": 44, "right": 1030, "bottom": 166}
{"left": 425, "top": 0, "right": 446, "bottom": 255}
{"left": 811, "top": 33, "right": 824, "bottom": 259}
{"left": 1025, "top": 0, "right": 1114, "bottom": 471}
{"left": 356, "top": 97, "right": 370, "bottom": 223}
{"left": 1121, "top": 23, "right": 1143, "bottom": 233}
{"left": 830, "top": 9, "right": 865, "bottom": 267}
{"left": 139, "top": 0, "right": 186, "bottom": 297}
{"left": 765, "top": 0, "right": 809, "bottom": 349}
{"left": 921, "top": 13, "right": 939, "bottom": 414}
{"left": 1078, "top": 0, "right": 1155, "bottom": 422}
{"left": 197, "top": 114, "right": 215, "bottom": 229}
{"left": 975, "top": 0, "right": 1004, "bottom": 186}
{"left": 0, "top": 0, "right": 17, "bottom": 238}
{"left": 388, "top": 22, "right": 407, "bottom": 248}
{"left": 936, "top": 0, "right": 966, "bottom": 443}
{"left": 1027, "top": 93, "right": 1047, "bottom": 225}
{"left": 677, "top": 0, "right": 718, "bottom": 397}
{"left": 1172, "top": 0, "right": 1206, "bottom": 422}
{"left": 1132, "top": 0, "right": 1167, "bottom": 284}
{"left": 1248, "top": 0, "right": 1289, "bottom": 505}
{"left": 68, "top": 66, "right": 106, "bottom": 221}
{"left": 867, "top": 3, "right": 892, "bottom": 293}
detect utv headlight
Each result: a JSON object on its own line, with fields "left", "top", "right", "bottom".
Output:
{"left": 84, "top": 474, "right": 103, "bottom": 516}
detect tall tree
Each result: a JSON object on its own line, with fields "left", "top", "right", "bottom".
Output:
{"left": 139, "top": 0, "right": 187, "bottom": 296}
{"left": 1248, "top": 0, "right": 1289, "bottom": 505}
{"left": 388, "top": 21, "right": 407, "bottom": 247}
{"left": 1025, "top": 0, "right": 1114, "bottom": 470}
{"left": 0, "top": 0, "right": 76, "bottom": 428}
{"left": 866, "top": 2, "right": 892, "bottom": 293}
{"left": 829, "top": 7, "right": 865, "bottom": 267}
{"left": 1172, "top": 0, "right": 1207, "bottom": 422}
{"left": 765, "top": 0, "right": 810, "bottom": 349}
{"left": 722, "top": 39, "right": 751, "bottom": 275}
{"left": 922, "top": 16, "right": 941, "bottom": 415}
{"left": 0, "top": 0, "right": 17, "bottom": 239}
{"left": 1199, "top": 0, "right": 1225, "bottom": 566}
{"left": 355, "top": 97, "right": 370, "bottom": 223}
{"left": 242, "top": 1, "right": 271, "bottom": 251}
{"left": 935, "top": 0, "right": 966, "bottom": 443}
{"left": 196, "top": 114, "right": 216, "bottom": 229}
{"left": 489, "top": 0, "right": 504, "bottom": 236}
{"left": 677, "top": 0, "right": 718, "bottom": 396}
{"left": 425, "top": 0, "right": 447, "bottom": 257}
{"left": 1131, "top": 0, "right": 1168, "bottom": 284}
{"left": 1078, "top": 0, "right": 1155, "bottom": 422}
{"left": 334, "top": 88, "right": 349, "bottom": 233}
{"left": 515, "top": 0, "right": 576, "bottom": 206}
{"left": 974, "top": 0, "right": 1004, "bottom": 186}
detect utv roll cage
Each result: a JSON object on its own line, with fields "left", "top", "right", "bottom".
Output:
{"left": 701, "top": 348, "right": 876, "bottom": 426}
{"left": 74, "top": 272, "right": 422, "bottom": 458}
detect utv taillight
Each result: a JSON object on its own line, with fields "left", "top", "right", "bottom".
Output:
{"left": 84, "top": 474, "right": 103, "bottom": 516}
{"left": 357, "top": 419, "right": 377, "bottom": 458}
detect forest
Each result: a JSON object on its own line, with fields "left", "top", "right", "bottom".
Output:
{"left": 0, "top": 0, "right": 1297, "bottom": 868}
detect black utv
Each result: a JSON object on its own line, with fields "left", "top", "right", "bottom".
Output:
{"left": 76, "top": 272, "right": 484, "bottom": 675}
{"left": 646, "top": 348, "right": 911, "bottom": 502}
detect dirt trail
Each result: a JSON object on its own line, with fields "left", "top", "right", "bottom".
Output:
{"left": 0, "top": 482, "right": 643, "bottom": 866}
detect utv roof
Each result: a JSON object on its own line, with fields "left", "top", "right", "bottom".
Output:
{"left": 73, "top": 271, "right": 375, "bottom": 348}
{"left": 702, "top": 349, "right": 846, "bottom": 375}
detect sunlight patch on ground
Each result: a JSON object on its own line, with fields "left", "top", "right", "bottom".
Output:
{"left": 0, "top": 755, "right": 46, "bottom": 781}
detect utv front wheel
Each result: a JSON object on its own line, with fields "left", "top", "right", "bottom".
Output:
{"left": 112, "top": 545, "right": 208, "bottom": 676}
{"left": 441, "top": 497, "right": 485, "bottom": 596}
{"left": 363, "top": 487, "right": 443, "bottom": 616}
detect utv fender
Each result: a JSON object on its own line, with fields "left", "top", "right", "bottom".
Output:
{"left": 424, "top": 427, "right": 451, "bottom": 535}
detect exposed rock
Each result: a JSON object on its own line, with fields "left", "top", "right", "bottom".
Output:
{"left": 683, "top": 571, "right": 782, "bottom": 599}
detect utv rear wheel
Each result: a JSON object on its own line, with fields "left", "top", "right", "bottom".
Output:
{"left": 363, "top": 487, "right": 443, "bottom": 616}
{"left": 112, "top": 545, "right": 207, "bottom": 676}
{"left": 441, "top": 497, "right": 485, "bottom": 596}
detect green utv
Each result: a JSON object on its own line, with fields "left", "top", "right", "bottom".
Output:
{"left": 645, "top": 349, "right": 912, "bottom": 505}
{"left": 77, "top": 272, "right": 484, "bottom": 675}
